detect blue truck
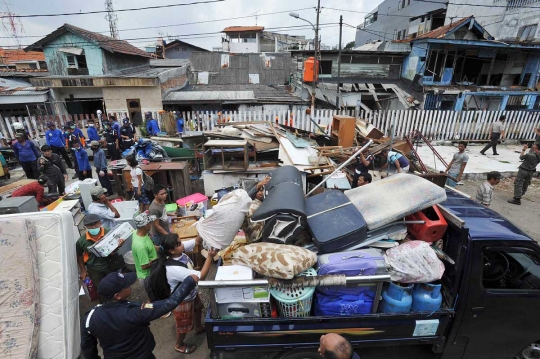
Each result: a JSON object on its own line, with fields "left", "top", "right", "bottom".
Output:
{"left": 203, "top": 189, "right": 540, "bottom": 359}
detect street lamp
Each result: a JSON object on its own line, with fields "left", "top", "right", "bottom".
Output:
{"left": 289, "top": 6, "right": 320, "bottom": 117}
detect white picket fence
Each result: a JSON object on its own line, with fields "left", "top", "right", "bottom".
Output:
{"left": 2, "top": 109, "right": 539, "bottom": 142}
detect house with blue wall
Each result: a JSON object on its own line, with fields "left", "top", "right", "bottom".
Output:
{"left": 399, "top": 17, "right": 540, "bottom": 111}
{"left": 25, "top": 24, "right": 189, "bottom": 122}
{"left": 164, "top": 39, "right": 209, "bottom": 60}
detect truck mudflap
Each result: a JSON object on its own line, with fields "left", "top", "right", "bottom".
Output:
{"left": 206, "top": 309, "right": 454, "bottom": 352}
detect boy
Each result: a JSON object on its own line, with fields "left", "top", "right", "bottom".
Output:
{"left": 475, "top": 171, "right": 502, "bottom": 207}
{"left": 131, "top": 212, "right": 159, "bottom": 289}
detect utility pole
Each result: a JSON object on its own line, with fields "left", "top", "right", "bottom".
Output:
{"left": 311, "top": 0, "right": 321, "bottom": 116}
{"left": 105, "top": 0, "right": 119, "bottom": 39}
{"left": 336, "top": 15, "right": 343, "bottom": 109}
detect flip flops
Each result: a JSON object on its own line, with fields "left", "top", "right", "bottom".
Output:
{"left": 175, "top": 344, "right": 197, "bottom": 354}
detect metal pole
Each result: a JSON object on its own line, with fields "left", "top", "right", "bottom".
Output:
{"left": 306, "top": 139, "right": 373, "bottom": 197}
{"left": 311, "top": 0, "right": 321, "bottom": 117}
{"left": 335, "top": 15, "right": 343, "bottom": 109}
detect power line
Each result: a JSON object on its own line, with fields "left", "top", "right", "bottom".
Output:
{"left": 414, "top": 0, "right": 540, "bottom": 9}
{"left": 0, "top": 7, "right": 316, "bottom": 38}
{"left": 0, "top": 0, "right": 225, "bottom": 19}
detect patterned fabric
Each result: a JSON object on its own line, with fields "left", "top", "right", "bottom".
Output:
{"left": 0, "top": 220, "right": 40, "bottom": 358}
{"left": 232, "top": 242, "right": 317, "bottom": 280}
{"left": 243, "top": 199, "right": 264, "bottom": 243}
{"left": 475, "top": 181, "right": 493, "bottom": 206}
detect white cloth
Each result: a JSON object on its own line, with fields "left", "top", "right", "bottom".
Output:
{"left": 130, "top": 167, "right": 143, "bottom": 188}
{"left": 87, "top": 202, "right": 117, "bottom": 230}
{"left": 166, "top": 239, "right": 200, "bottom": 301}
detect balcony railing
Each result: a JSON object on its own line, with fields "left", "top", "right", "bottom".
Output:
{"left": 506, "top": 0, "right": 540, "bottom": 10}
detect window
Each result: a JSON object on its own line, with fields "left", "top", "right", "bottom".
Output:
{"left": 396, "top": 29, "right": 407, "bottom": 40}
{"left": 364, "top": 12, "right": 378, "bottom": 27}
{"left": 76, "top": 55, "right": 87, "bottom": 69}
{"left": 319, "top": 60, "right": 332, "bottom": 76}
{"left": 517, "top": 24, "right": 538, "bottom": 41}
{"left": 399, "top": 0, "right": 411, "bottom": 9}
{"left": 182, "top": 47, "right": 188, "bottom": 51}
{"left": 482, "top": 247, "right": 540, "bottom": 290}
{"left": 175, "top": 47, "right": 180, "bottom": 51}
{"left": 66, "top": 55, "right": 76, "bottom": 67}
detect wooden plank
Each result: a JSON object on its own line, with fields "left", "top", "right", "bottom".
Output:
{"left": 437, "top": 204, "right": 465, "bottom": 229}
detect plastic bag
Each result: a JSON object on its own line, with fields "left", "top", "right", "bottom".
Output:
{"left": 196, "top": 189, "right": 252, "bottom": 249}
{"left": 384, "top": 241, "right": 445, "bottom": 283}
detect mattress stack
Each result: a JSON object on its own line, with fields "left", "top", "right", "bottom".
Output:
{"left": 0, "top": 212, "right": 80, "bottom": 359}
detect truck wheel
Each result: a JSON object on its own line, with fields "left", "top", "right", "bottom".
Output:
{"left": 515, "top": 342, "right": 540, "bottom": 359}
{"left": 276, "top": 350, "right": 321, "bottom": 359}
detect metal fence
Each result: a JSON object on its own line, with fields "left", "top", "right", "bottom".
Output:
{"left": 2, "top": 109, "right": 539, "bottom": 142}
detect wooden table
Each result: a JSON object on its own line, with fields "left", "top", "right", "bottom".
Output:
{"left": 122, "top": 162, "right": 192, "bottom": 201}
{"left": 203, "top": 140, "right": 248, "bottom": 171}
{"left": 0, "top": 179, "right": 35, "bottom": 197}
{"left": 171, "top": 216, "right": 203, "bottom": 269}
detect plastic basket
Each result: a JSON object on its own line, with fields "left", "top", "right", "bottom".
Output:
{"left": 270, "top": 268, "right": 317, "bottom": 318}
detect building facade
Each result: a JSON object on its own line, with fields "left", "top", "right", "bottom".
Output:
{"left": 221, "top": 26, "right": 308, "bottom": 53}
{"left": 164, "top": 39, "right": 209, "bottom": 60}
{"left": 355, "top": 0, "right": 447, "bottom": 45}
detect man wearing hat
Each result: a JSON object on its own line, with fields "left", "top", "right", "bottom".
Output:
{"left": 45, "top": 122, "right": 73, "bottom": 168}
{"left": 103, "top": 121, "right": 120, "bottom": 161}
{"left": 120, "top": 118, "right": 137, "bottom": 150}
{"left": 12, "top": 175, "right": 51, "bottom": 206}
{"left": 76, "top": 213, "right": 125, "bottom": 300}
{"left": 80, "top": 272, "right": 197, "bottom": 359}
{"left": 12, "top": 132, "right": 40, "bottom": 179}
{"left": 475, "top": 171, "right": 502, "bottom": 207}
{"left": 508, "top": 144, "right": 540, "bottom": 205}
{"left": 90, "top": 140, "right": 113, "bottom": 195}
{"left": 87, "top": 187, "right": 120, "bottom": 230}
{"left": 73, "top": 139, "right": 93, "bottom": 181}
{"left": 132, "top": 212, "right": 159, "bottom": 290}
{"left": 480, "top": 115, "right": 506, "bottom": 156}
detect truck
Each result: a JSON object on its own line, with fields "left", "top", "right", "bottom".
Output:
{"left": 201, "top": 189, "right": 540, "bottom": 359}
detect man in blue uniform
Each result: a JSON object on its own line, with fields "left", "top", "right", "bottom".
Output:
{"left": 73, "top": 140, "right": 93, "bottom": 180}
{"left": 145, "top": 112, "right": 160, "bottom": 136}
{"left": 80, "top": 272, "right": 197, "bottom": 359}
{"left": 46, "top": 122, "right": 72, "bottom": 168}
{"left": 87, "top": 119, "right": 100, "bottom": 142}
{"left": 176, "top": 113, "right": 184, "bottom": 136}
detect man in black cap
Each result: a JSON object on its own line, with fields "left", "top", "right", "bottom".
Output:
{"left": 508, "top": 144, "right": 540, "bottom": 205}
{"left": 80, "top": 272, "right": 198, "bottom": 359}
{"left": 120, "top": 118, "right": 136, "bottom": 150}
{"left": 103, "top": 121, "right": 120, "bottom": 160}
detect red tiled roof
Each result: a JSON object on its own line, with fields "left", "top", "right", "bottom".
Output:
{"left": 223, "top": 26, "right": 264, "bottom": 32}
{"left": 394, "top": 17, "right": 472, "bottom": 43}
{"left": 25, "top": 23, "right": 152, "bottom": 58}
{"left": 0, "top": 48, "right": 45, "bottom": 64}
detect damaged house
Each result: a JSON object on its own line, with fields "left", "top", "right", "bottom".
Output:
{"left": 399, "top": 17, "right": 540, "bottom": 110}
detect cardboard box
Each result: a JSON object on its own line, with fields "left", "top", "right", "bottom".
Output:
{"left": 89, "top": 222, "right": 135, "bottom": 257}
{"left": 214, "top": 265, "right": 270, "bottom": 303}
{"left": 216, "top": 301, "right": 272, "bottom": 319}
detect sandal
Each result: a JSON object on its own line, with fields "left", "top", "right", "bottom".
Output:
{"left": 174, "top": 344, "right": 197, "bottom": 354}
{"left": 195, "top": 327, "right": 205, "bottom": 335}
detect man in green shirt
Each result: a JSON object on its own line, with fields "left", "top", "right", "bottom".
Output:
{"left": 132, "top": 212, "right": 159, "bottom": 289}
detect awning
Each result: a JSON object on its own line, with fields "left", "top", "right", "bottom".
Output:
{"left": 163, "top": 91, "right": 255, "bottom": 103}
{"left": 58, "top": 47, "right": 84, "bottom": 55}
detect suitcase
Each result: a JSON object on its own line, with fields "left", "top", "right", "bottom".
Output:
{"left": 306, "top": 190, "right": 367, "bottom": 254}
{"left": 314, "top": 248, "right": 388, "bottom": 316}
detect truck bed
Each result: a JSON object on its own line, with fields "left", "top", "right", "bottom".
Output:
{"left": 205, "top": 307, "right": 454, "bottom": 353}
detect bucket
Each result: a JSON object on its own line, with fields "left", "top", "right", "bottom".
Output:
{"left": 123, "top": 251, "right": 136, "bottom": 272}
{"left": 411, "top": 283, "right": 442, "bottom": 312}
{"left": 270, "top": 268, "right": 317, "bottom": 317}
{"left": 380, "top": 282, "right": 413, "bottom": 313}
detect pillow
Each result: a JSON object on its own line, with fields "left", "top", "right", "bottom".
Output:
{"left": 232, "top": 242, "right": 317, "bottom": 279}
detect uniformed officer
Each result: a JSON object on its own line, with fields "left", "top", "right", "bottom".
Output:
{"left": 103, "top": 122, "right": 120, "bottom": 161}
{"left": 508, "top": 144, "right": 540, "bottom": 205}
{"left": 65, "top": 125, "right": 80, "bottom": 179}
{"left": 120, "top": 118, "right": 136, "bottom": 150}
{"left": 81, "top": 271, "right": 198, "bottom": 359}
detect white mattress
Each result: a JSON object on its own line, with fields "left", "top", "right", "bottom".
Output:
{"left": 0, "top": 212, "right": 81, "bottom": 359}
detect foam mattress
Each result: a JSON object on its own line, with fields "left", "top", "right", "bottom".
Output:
{"left": 344, "top": 173, "right": 447, "bottom": 230}
{"left": 0, "top": 212, "right": 81, "bottom": 359}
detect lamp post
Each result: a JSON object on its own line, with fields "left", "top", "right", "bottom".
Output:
{"left": 290, "top": 1, "right": 320, "bottom": 119}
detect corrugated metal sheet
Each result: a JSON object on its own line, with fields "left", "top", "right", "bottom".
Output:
{"left": 223, "top": 26, "right": 264, "bottom": 32}
{"left": 150, "top": 59, "right": 190, "bottom": 67}
{"left": 164, "top": 91, "right": 255, "bottom": 102}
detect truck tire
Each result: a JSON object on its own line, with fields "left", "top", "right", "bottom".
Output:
{"left": 515, "top": 342, "right": 540, "bottom": 359}
{"left": 276, "top": 350, "right": 321, "bottom": 359}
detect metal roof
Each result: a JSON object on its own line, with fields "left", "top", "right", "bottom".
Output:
{"left": 164, "top": 91, "right": 255, "bottom": 102}
{"left": 223, "top": 26, "right": 264, "bottom": 33}
{"left": 36, "top": 66, "right": 179, "bottom": 79}
{"left": 441, "top": 190, "right": 532, "bottom": 242}
{"left": 149, "top": 59, "right": 190, "bottom": 68}
{"left": 0, "top": 69, "right": 49, "bottom": 78}
{"left": 164, "top": 39, "right": 209, "bottom": 52}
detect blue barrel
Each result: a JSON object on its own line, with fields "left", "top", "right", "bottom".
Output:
{"left": 380, "top": 282, "right": 413, "bottom": 313}
{"left": 411, "top": 283, "right": 442, "bottom": 312}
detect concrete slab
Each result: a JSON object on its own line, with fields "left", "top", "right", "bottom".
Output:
{"left": 414, "top": 143, "right": 530, "bottom": 180}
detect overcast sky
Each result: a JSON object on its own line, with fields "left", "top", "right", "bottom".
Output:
{"left": 0, "top": 0, "right": 384, "bottom": 51}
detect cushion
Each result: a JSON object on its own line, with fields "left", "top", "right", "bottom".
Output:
{"left": 232, "top": 243, "right": 317, "bottom": 279}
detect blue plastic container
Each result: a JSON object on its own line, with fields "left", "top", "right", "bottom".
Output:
{"left": 380, "top": 282, "right": 413, "bottom": 313}
{"left": 411, "top": 283, "right": 442, "bottom": 312}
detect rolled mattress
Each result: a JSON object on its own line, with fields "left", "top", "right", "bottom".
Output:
{"left": 0, "top": 212, "right": 80, "bottom": 359}
{"left": 344, "top": 173, "right": 447, "bottom": 230}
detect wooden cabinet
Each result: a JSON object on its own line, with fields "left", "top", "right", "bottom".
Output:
{"left": 331, "top": 115, "right": 356, "bottom": 148}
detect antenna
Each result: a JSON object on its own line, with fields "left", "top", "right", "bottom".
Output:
{"left": 252, "top": 10, "right": 260, "bottom": 26}
{"left": 104, "top": 0, "right": 119, "bottom": 39}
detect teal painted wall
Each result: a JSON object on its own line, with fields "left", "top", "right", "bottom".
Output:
{"left": 43, "top": 33, "right": 104, "bottom": 76}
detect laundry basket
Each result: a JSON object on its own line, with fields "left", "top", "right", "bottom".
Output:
{"left": 270, "top": 268, "right": 317, "bottom": 318}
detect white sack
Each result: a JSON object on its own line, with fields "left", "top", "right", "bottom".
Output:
{"left": 196, "top": 189, "right": 252, "bottom": 249}
{"left": 384, "top": 241, "right": 445, "bottom": 283}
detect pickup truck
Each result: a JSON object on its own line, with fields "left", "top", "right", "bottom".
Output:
{"left": 202, "top": 189, "right": 540, "bottom": 359}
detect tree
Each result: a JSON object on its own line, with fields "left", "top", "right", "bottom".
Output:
{"left": 344, "top": 41, "right": 355, "bottom": 50}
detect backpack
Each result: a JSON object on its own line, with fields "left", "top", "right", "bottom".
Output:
{"left": 137, "top": 165, "right": 154, "bottom": 191}
{"left": 147, "top": 258, "right": 187, "bottom": 301}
